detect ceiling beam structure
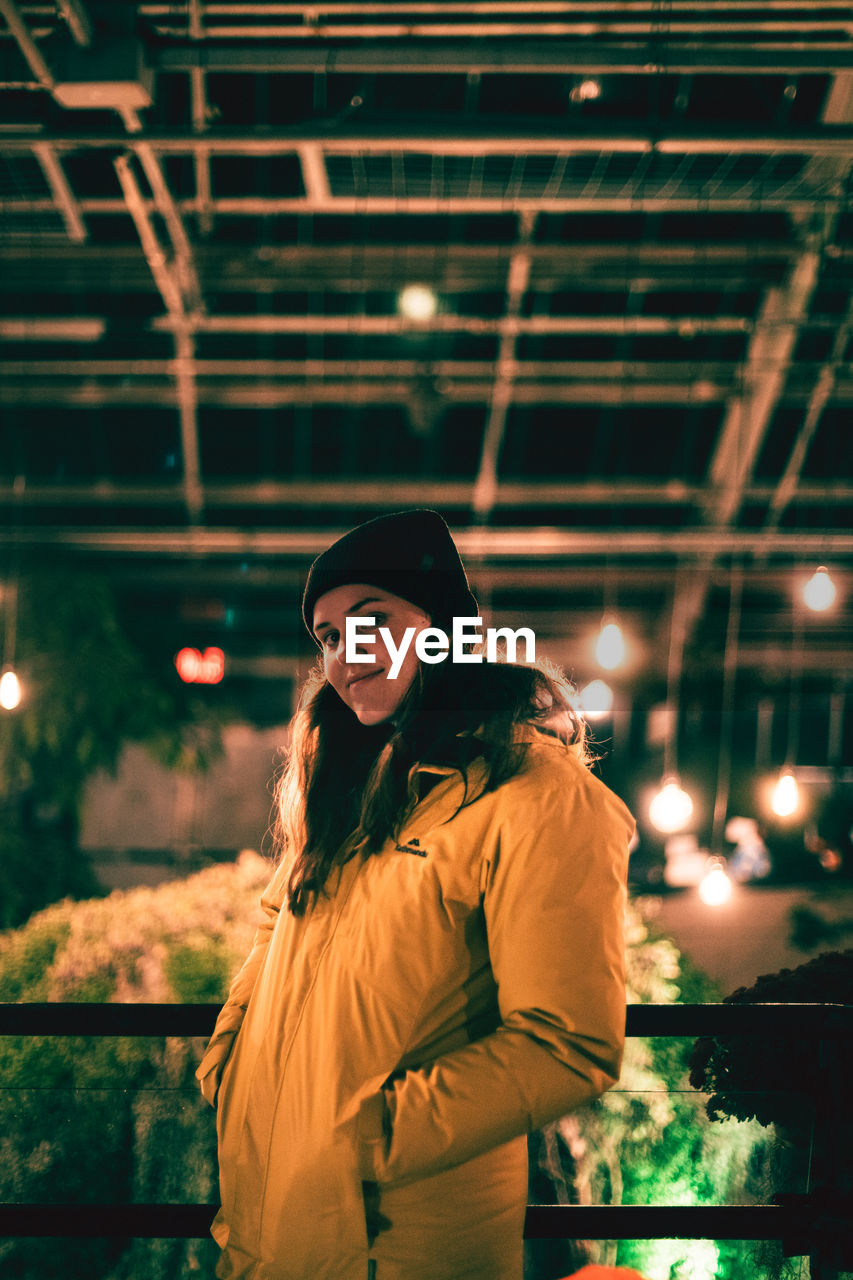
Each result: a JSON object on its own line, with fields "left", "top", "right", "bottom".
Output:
{"left": 154, "top": 42, "right": 853, "bottom": 76}
{"left": 703, "top": 241, "right": 822, "bottom": 530}
{"left": 763, "top": 292, "right": 853, "bottom": 543}
{"left": 655, "top": 68, "right": 853, "bottom": 657}
{"left": 0, "top": 240, "right": 801, "bottom": 265}
{"left": 113, "top": 153, "right": 204, "bottom": 524}
{"left": 110, "top": 42, "right": 205, "bottom": 526}
{"left": 152, "top": 314, "right": 755, "bottom": 336}
{"left": 2, "top": 126, "right": 848, "bottom": 221}
{"left": 1, "top": 480, "right": 850, "bottom": 510}
{"left": 762, "top": 72, "right": 853, "bottom": 543}
{"left": 187, "top": 0, "right": 213, "bottom": 237}
{"left": 1, "top": 194, "right": 840, "bottom": 215}
{"left": 3, "top": 378, "right": 851, "bottom": 408}
{"left": 2, "top": 127, "right": 852, "bottom": 154}
{"left": 0, "top": 525, "right": 849, "bottom": 560}
{"left": 0, "top": 0, "right": 55, "bottom": 89}
{"left": 0, "top": 359, "right": 805, "bottom": 380}
{"left": 30, "top": 142, "right": 87, "bottom": 242}
{"left": 1, "top": 2, "right": 850, "bottom": 699}
{"left": 473, "top": 213, "right": 533, "bottom": 521}
{"left": 0, "top": 0, "right": 197, "bottom": 535}
{"left": 54, "top": 0, "right": 93, "bottom": 49}
{"left": 0, "top": 240, "right": 811, "bottom": 294}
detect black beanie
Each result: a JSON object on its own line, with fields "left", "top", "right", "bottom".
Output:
{"left": 302, "top": 510, "right": 478, "bottom": 641}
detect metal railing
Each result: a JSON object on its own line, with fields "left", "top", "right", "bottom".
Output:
{"left": 1, "top": 1001, "right": 850, "bottom": 1261}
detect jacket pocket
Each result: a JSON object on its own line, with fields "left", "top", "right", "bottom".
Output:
{"left": 356, "top": 1090, "right": 391, "bottom": 1181}
{"left": 195, "top": 1026, "right": 239, "bottom": 1108}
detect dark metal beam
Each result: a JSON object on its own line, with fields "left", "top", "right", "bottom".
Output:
{"left": 1, "top": 479, "right": 850, "bottom": 509}
{"left": 0, "top": 194, "right": 834, "bottom": 214}
{"left": 113, "top": 153, "right": 204, "bottom": 524}
{"left": 1, "top": 126, "right": 853, "bottom": 153}
{"left": 31, "top": 142, "right": 87, "bottom": 241}
{"left": 4, "top": 379, "right": 852, "bottom": 407}
{"left": 155, "top": 41, "right": 853, "bottom": 75}
{"left": 0, "top": 0, "right": 55, "bottom": 89}
{"left": 0, "top": 526, "right": 849, "bottom": 558}
{"left": 473, "top": 213, "right": 533, "bottom": 517}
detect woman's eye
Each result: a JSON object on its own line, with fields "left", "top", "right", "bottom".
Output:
{"left": 322, "top": 630, "right": 340, "bottom": 649}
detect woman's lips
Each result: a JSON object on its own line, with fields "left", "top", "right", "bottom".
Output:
{"left": 347, "top": 668, "right": 385, "bottom": 689}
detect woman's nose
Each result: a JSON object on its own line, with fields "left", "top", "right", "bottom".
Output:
{"left": 344, "top": 631, "right": 377, "bottom": 666}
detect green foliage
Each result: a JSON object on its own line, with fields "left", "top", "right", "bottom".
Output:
{"left": 684, "top": 951, "right": 853, "bottom": 1280}
{"left": 165, "top": 941, "right": 236, "bottom": 1004}
{"left": 0, "top": 565, "right": 224, "bottom": 928}
{"left": 0, "top": 916, "right": 70, "bottom": 1001}
{"left": 1, "top": 571, "right": 169, "bottom": 807}
{"left": 554, "top": 901, "right": 780, "bottom": 1280}
{"left": 0, "top": 853, "right": 268, "bottom": 1280}
{"left": 0, "top": 825, "right": 102, "bottom": 932}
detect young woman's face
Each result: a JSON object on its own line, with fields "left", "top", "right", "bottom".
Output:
{"left": 312, "top": 583, "right": 430, "bottom": 725}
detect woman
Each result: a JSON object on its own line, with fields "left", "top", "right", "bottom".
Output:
{"left": 198, "top": 509, "right": 634, "bottom": 1280}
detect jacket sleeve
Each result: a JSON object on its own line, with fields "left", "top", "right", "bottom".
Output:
{"left": 195, "top": 860, "right": 288, "bottom": 1107}
{"left": 359, "top": 759, "right": 633, "bottom": 1186}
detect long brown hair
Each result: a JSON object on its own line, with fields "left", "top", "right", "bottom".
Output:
{"left": 275, "top": 651, "right": 586, "bottom": 915}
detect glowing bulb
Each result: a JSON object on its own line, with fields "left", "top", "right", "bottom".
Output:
{"left": 175, "top": 646, "right": 225, "bottom": 685}
{"left": 771, "top": 770, "right": 799, "bottom": 818}
{"left": 649, "top": 778, "right": 694, "bottom": 833}
{"left": 0, "top": 668, "right": 21, "bottom": 710}
{"left": 571, "top": 78, "right": 601, "bottom": 102}
{"left": 595, "top": 620, "right": 626, "bottom": 670}
{"left": 579, "top": 678, "right": 613, "bottom": 720}
{"left": 803, "top": 566, "right": 836, "bottom": 612}
{"left": 398, "top": 284, "right": 437, "bottom": 321}
{"left": 699, "top": 861, "right": 733, "bottom": 906}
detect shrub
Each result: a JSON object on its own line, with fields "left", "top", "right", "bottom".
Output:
{"left": 0, "top": 852, "right": 268, "bottom": 1280}
{"left": 688, "top": 950, "right": 853, "bottom": 1142}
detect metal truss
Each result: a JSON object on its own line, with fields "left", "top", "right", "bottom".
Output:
{"left": 1, "top": 0, "right": 851, "bottom": 683}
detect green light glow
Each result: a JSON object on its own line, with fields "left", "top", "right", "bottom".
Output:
{"left": 623, "top": 1236, "right": 721, "bottom": 1279}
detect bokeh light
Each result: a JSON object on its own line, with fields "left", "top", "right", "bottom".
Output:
{"left": 649, "top": 779, "right": 694, "bottom": 834}
{"left": 698, "top": 861, "right": 733, "bottom": 907}
{"left": 771, "top": 769, "right": 799, "bottom": 818}
{"left": 579, "top": 678, "right": 614, "bottom": 719}
{"left": 398, "top": 284, "right": 438, "bottom": 321}
{"left": 595, "top": 620, "right": 626, "bottom": 670}
{"left": 802, "top": 566, "right": 836, "bottom": 612}
{"left": 0, "top": 667, "right": 21, "bottom": 710}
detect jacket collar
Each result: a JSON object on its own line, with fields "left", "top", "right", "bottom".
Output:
{"left": 408, "top": 722, "right": 559, "bottom": 781}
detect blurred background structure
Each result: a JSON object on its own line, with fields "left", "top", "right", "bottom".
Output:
{"left": 0, "top": 2, "right": 851, "bottom": 955}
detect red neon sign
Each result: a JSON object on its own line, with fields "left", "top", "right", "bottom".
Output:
{"left": 175, "top": 647, "right": 225, "bottom": 684}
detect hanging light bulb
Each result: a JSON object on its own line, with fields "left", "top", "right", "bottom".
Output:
{"left": 570, "top": 78, "right": 602, "bottom": 102}
{"left": 803, "top": 566, "right": 836, "bottom": 612}
{"left": 0, "top": 667, "right": 21, "bottom": 710}
{"left": 595, "top": 620, "right": 626, "bottom": 670}
{"left": 579, "top": 678, "right": 613, "bottom": 720}
{"left": 698, "top": 858, "right": 733, "bottom": 907}
{"left": 649, "top": 778, "right": 694, "bottom": 833}
{"left": 649, "top": 777, "right": 694, "bottom": 834}
{"left": 771, "top": 769, "right": 799, "bottom": 818}
{"left": 398, "top": 284, "right": 437, "bottom": 321}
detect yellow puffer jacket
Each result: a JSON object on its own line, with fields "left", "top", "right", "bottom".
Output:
{"left": 197, "top": 729, "right": 634, "bottom": 1280}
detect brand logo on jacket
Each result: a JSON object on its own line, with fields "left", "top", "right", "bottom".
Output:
{"left": 395, "top": 838, "right": 427, "bottom": 857}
